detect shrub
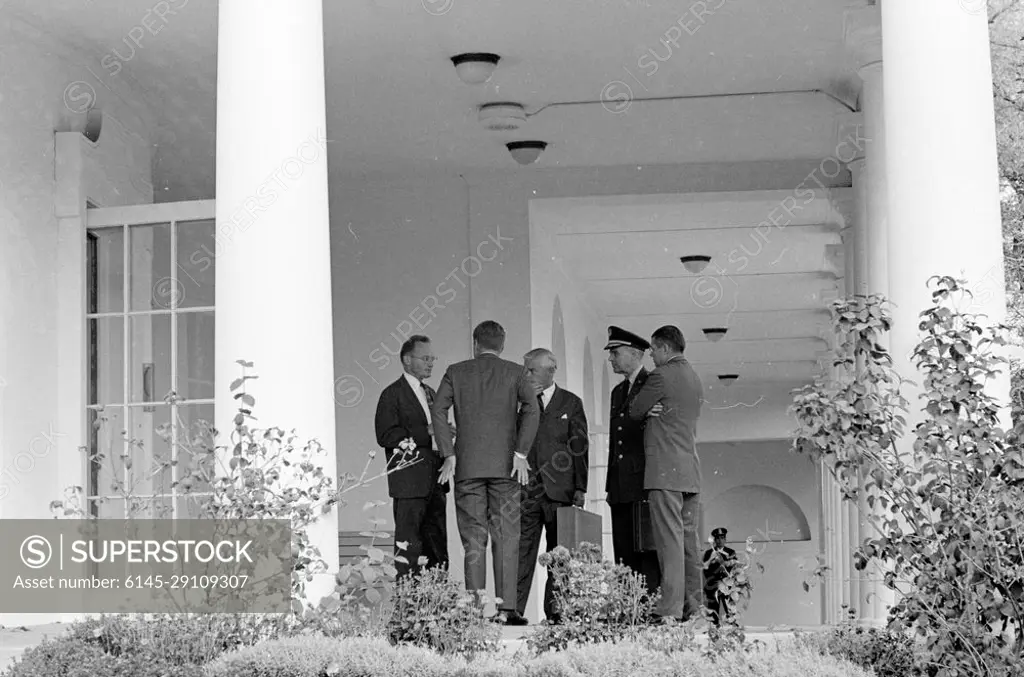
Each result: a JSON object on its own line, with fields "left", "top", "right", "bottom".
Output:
{"left": 525, "top": 542, "right": 657, "bottom": 653}
{"left": 790, "top": 277, "right": 1024, "bottom": 675}
{"left": 386, "top": 565, "right": 502, "bottom": 655}
{"left": 1, "top": 635, "right": 204, "bottom": 677}
{"left": 205, "top": 635, "right": 873, "bottom": 677}
{"left": 793, "top": 622, "right": 922, "bottom": 677}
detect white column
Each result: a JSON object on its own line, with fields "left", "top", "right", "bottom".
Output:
{"left": 881, "top": 0, "right": 1010, "bottom": 607}
{"left": 215, "top": 0, "right": 339, "bottom": 603}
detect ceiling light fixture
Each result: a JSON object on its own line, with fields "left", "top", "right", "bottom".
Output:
{"left": 478, "top": 102, "right": 527, "bottom": 131}
{"left": 451, "top": 53, "right": 501, "bottom": 85}
{"left": 507, "top": 141, "right": 547, "bottom": 166}
{"left": 702, "top": 327, "right": 728, "bottom": 342}
{"left": 680, "top": 255, "right": 712, "bottom": 274}
{"left": 718, "top": 374, "right": 739, "bottom": 385}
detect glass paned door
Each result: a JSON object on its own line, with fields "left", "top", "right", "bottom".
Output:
{"left": 85, "top": 201, "right": 215, "bottom": 519}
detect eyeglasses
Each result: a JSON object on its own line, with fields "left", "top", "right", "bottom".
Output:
{"left": 413, "top": 355, "right": 437, "bottom": 363}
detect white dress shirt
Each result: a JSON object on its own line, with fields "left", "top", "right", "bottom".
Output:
{"left": 403, "top": 372, "right": 435, "bottom": 446}
{"left": 538, "top": 383, "right": 557, "bottom": 410}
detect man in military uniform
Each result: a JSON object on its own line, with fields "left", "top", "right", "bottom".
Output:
{"left": 604, "top": 326, "right": 661, "bottom": 595}
{"left": 702, "top": 527, "right": 738, "bottom": 626}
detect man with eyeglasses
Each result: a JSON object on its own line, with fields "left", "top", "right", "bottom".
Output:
{"left": 374, "top": 334, "right": 451, "bottom": 578}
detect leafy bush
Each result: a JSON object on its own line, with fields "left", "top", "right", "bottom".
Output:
{"left": 386, "top": 565, "right": 502, "bottom": 655}
{"left": 525, "top": 542, "right": 658, "bottom": 653}
{"left": 1, "top": 635, "right": 204, "bottom": 677}
{"left": 205, "top": 634, "right": 873, "bottom": 677}
{"left": 793, "top": 621, "right": 923, "bottom": 677}
{"left": 790, "top": 277, "right": 1024, "bottom": 676}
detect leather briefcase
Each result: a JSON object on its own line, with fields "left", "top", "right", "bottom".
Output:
{"left": 555, "top": 506, "right": 602, "bottom": 553}
{"left": 633, "top": 499, "right": 656, "bottom": 552}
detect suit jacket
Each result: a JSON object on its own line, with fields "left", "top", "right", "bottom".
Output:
{"left": 432, "top": 353, "right": 540, "bottom": 482}
{"left": 605, "top": 368, "right": 650, "bottom": 505}
{"left": 628, "top": 355, "right": 704, "bottom": 493}
{"left": 522, "top": 386, "right": 589, "bottom": 504}
{"left": 374, "top": 376, "right": 450, "bottom": 499}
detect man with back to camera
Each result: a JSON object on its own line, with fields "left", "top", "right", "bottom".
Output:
{"left": 603, "top": 326, "right": 662, "bottom": 596}
{"left": 511, "top": 348, "right": 589, "bottom": 626}
{"left": 628, "top": 325, "right": 704, "bottom": 623}
{"left": 373, "top": 334, "right": 450, "bottom": 578}
{"left": 432, "top": 320, "right": 540, "bottom": 624}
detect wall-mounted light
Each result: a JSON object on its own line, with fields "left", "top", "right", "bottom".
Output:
{"left": 718, "top": 374, "right": 739, "bottom": 386}
{"left": 702, "top": 327, "right": 728, "bottom": 342}
{"left": 479, "top": 102, "right": 527, "bottom": 131}
{"left": 451, "top": 53, "right": 501, "bottom": 85}
{"left": 507, "top": 140, "right": 547, "bottom": 165}
{"left": 680, "top": 255, "right": 711, "bottom": 274}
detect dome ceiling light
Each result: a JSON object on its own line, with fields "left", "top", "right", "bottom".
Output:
{"left": 478, "top": 102, "right": 528, "bottom": 131}
{"left": 507, "top": 141, "right": 547, "bottom": 166}
{"left": 718, "top": 374, "right": 739, "bottom": 385}
{"left": 702, "top": 327, "right": 728, "bottom": 342}
{"left": 680, "top": 255, "right": 712, "bottom": 274}
{"left": 451, "top": 53, "right": 501, "bottom": 85}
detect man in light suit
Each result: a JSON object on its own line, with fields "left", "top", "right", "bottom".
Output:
{"left": 512, "top": 348, "right": 588, "bottom": 625}
{"left": 604, "top": 326, "right": 661, "bottom": 595}
{"left": 433, "top": 320, "right": 540, "bottom": 624}
{"left": 373, "top": 335, "right": 450, "bottom": 579}
{"left": 629, "top": 325, "right": 704, "bottom": 622}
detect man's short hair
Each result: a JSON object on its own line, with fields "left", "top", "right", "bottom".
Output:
{"left": 400, "top": 335, "right": 431, "bottom": 361}
{"left": 473, "top": 321, "right": 506, "bottom": 352}
{"left": 651, "top": 325, "right": 686, "bottom": 354}
{"left": 524, "top": 348, "right": 557, "bottom": 367}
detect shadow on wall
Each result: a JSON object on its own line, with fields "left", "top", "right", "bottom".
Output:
{"left": 582, "top": 337, "right": 595, "bottom": 424}
{"left": 551, "top": 296, "right": 566, "bottom": 386}
{"left": 704, "top": 484, "right": 811, "bottom": 543}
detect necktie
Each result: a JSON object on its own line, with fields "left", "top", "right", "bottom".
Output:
{"left": 537, "top": 393, "right": 545, "bottom": 413}
{"left": 422, "top": 382, "right": 434, "bottom": 407}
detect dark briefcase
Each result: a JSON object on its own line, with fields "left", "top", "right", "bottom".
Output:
{"left": 556, "top": 506, "right": 603, "bottom": 553}
{"left": 633, "top": 499, "right": 657, "bottom": 552}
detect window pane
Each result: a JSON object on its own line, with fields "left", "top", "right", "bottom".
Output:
{"left": 87, "top": 498, "right": 126, "bottom": 520}
{"left": 129, "top": 315, "right": 172, "bottom": 403}
{"left": 88, "top": 227, "right": 124, "bottom": 313}
{"left": 176, "top": 219, "right": 215, "bottom": 308}
{"left": 88, "top": 406, "right": 126, "bottom": 499}
{"left": 177, "top": 312, "right": 214, "bottom": 400}
{"left": 176, "top": 404, "right": 215, "bottom": 495}
{"left": 88, "top": 317, "right": 124, "bottom": 405}
{"left": 125, "top": 405, "right": 173, "bottom": 501}
{"left": 129, "top": 222, "right": 172, "bottom": 311}
{"left": 176, "top": 495, "right": 213, "bottom": 520}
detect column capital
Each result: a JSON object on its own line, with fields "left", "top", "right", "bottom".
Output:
{"left": 844, "top": 6, "right": 883, "bottom": 72}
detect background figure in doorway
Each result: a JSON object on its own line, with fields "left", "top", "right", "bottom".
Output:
{"left": 374, "top": 335, "right": 450, "bottom": 578}
{"left": 702, "top": 526, "right": 738, "bottom": 627}
{"left": 432, "top": 320, "right": 540, "bottom": 624}
{"left": 513, "top": 348, "right": 589, "bottom": 625}
{"left": 603, "top": 326, "right": 661, "bottom": 596}
{"left": 629, "top": 325, "right": 704, "bottom": 622}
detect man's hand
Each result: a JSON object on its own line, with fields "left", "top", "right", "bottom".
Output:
{"left": 572, "top": 490, "right": 586, "bottom": 508}
{"left": 438, "top": 456, "right": 456, "bottom": 485}
{"left": 511, "top": 454, "right": 530, "bottom": 485}
{"left": 647, "top": 402, "right": 664, "bottom": 418}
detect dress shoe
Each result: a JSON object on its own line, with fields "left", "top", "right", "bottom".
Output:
{"left": 504, "top": 611, "right": 529, "bottom": 626}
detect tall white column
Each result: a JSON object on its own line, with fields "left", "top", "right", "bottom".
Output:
{"left": 846, "top": 5, "right": 898, "bottom": 628}
{"left": 215, "top": 0, "right": 339, "bottom": 603}
{"left": 881, "top": 0, "right": 1010, "bottom": 609}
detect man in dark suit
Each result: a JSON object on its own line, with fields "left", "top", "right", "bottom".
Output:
{"left": 604, "top": 326, "right": 661, "bottom": 595}
{"left": 629, "top": 325, "right": 704, "bottom": 622}
{"left": 374, "top": 335, "right": 451, "bottom": 579}
{"left": 512, "top": 348, "right": 588, "bottom": 625}
{"left": 703, "top": 527, "right": 738, "bottom": 627}
{"left": 432, "top": 320, "right": 540, "bottom": 624}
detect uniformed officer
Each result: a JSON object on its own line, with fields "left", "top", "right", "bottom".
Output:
{"left": 604, "top": 326, "right": 661, "bottom": 595}
{"left": 702, "top": 527, "right": 738, "bottom": 626}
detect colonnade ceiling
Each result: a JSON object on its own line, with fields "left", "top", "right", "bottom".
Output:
{"left": 538, "top": 189, "right": 849, "bottom": 395}
{"left": 8, "top": 0, "right": 869, "bottom": 197}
